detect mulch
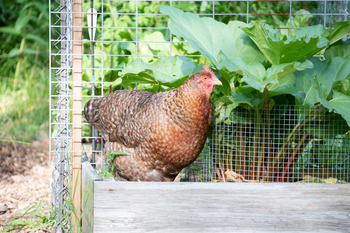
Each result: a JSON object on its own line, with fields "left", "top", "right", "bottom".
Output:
{"left": 0, "top": 140, "right": 52, "bottom": 232}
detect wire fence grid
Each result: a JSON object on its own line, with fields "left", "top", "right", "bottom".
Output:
{"left": 49, "top": 0, "right": 350, "bottom": 231}
{"left": 50, "top": 0, "right": 72, "bottom": 231}
{"left": 181, "top": 105, "right": 350, "bottom": 183}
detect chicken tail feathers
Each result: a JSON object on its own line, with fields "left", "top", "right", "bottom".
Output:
{"left": 84, "top": 98, "right": 102, "bottom": 127}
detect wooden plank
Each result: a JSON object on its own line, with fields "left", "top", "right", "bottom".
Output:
{"left": 72, "top": 0, "right": 83, "bottom": 231}
{"left": 82, "top": 162, "right": 102, "bottom": 233}
{"left": 93, "top": 181, "right": 350, "bottom": 233}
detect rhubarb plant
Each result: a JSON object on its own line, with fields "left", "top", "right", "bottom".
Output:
{"left": 158, "top": 5, "right": 350, "bottom": 182}
{"left": 118, "top": 6, "right": 350, "bottom": 182}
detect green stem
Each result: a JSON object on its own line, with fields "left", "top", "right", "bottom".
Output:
{"left": 14, "top": 33, "right": 27, "bottom": 90}
{"left": 29, "top": 44, "right": 40, "bottom": 80}
{"left": 213, "top": 142, "right": 224, "bottom": 182}
{"left": 273, "top": 105, "right": 322, "bottom": 168}
{"left": 278, "top": 133, "right": 313, "bottom": 182}
{"left": 257, "top": 136, "right": 265, "bottom": 181}
{"left": 230, "top": 75, "right": 236, "bottom": 94}
{"left": 237, "top": 124, "right": 247, "bottom": 179}
{"left": 257, "top": 105, "right": 266, "bottom": 181}
{"left": 263, "top": 88, "right": 273, "bottom": 182}
{"left": 252, "top": 106, "right": 260, "bottom": 181}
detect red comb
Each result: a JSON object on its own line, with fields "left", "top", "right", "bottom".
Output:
{"left": 203, "top": 65, "right": 216, "bottom": 78}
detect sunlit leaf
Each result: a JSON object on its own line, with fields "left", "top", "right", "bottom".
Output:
{"left": 160, "top": 5, "right": 265, "bottom": 67}
{"left": 241, "top": 21, "right": 330, "bottom": 64}
{"left": 329, "top": 90, "right": 350, "bottom": 126}
{"left": 120, "top": 56, "right": 197, "bottom": 88}
{"left": 327, "top": 19, "right": 350, "bottom": 46}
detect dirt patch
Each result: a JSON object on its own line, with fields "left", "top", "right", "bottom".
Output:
{"left": 0, "top": 140, "right": 52, "bottom": 232}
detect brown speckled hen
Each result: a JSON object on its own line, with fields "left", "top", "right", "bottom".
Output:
{"left": 84, "top": 66, "right": 222, "bottom": 181}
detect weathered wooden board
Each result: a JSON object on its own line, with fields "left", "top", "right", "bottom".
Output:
{"left": 82, "top": 163, "right": 350, "bottom": 233}
{"left": 82, "top": 162, "right": 102, "bottom": 233}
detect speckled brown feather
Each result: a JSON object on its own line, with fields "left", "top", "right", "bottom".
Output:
{"left": 84, "top": 70, "right": 217, "bottom": 181}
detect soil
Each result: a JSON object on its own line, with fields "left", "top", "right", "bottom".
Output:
{"left": 0, "top": 139, "right": 52, "bottom": 232}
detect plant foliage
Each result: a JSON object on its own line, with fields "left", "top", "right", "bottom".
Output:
{"left": 156, "top": 6, "right": 350, "bottom": 182}
{"left": 0, "top": 0, "right": 49, "bottom": 141}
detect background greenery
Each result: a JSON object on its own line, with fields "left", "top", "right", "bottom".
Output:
{"left": 1, "top": 1, "right": 348, "bottom": 231}
{"left": 0, "top": 0, "right": 348, "bottom": 183}
{"left": 0, "top": 0, "right": 321, "bottom": 141}
{"left": 0, "top": 0, "right": 49, "bottom": 141}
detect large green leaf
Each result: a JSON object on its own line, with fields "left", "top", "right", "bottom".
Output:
{"left": 283, "top": 9, "right": 313, "bottom": 30}
{"left": 332, "top": 78, "right": 350, "bottom": 97}
{"left": 324, "top": 44, "right": 350, "bottom": 60}
{"left": 231, "top": 60, "right": 312, "bottom": 93}
{"left": 159, "top": 5, "right": 265, "bottom": 67}
{"left": 293, "top": 61, "right": 331, "bottom": 109}
{"left": 225, "top": 21, "right": 265, "bottom": 65}
{"left": 318, "top": 56, "right": 350, "bottom": 94}
{"left": 242, "top": 19, "right": 350, "bottom": 65}
{"left": 241, "top": 21, "right": 329, "bottom": 65}
{"left": 231, "top": 86, "right": 265, "bottom": 107}
{"left": 120, "top": 56, "right": 196, "bottom": 88}
{"left": 268, "top": 60, "right": 313, "bottom": 81}
{"left": 286, "top": 54, "right": 350, "bottom": 125}
{"left": 217, "top": 52, "right": 270, "bottom": 92}
{"left": 297, "top": 56, "right": 350, "bottom": 103}
{"left": 268, "top": 73, "right": 299, "bottom": 98}
{"left": 329, "top": 91, "right": 350, "bottom": 126}
{"left": 138, "top": 31, "right": 181, "bottom": 62}
{"left": 326, "top": 19, "right": 350, "bottom": 46}
{"left": 221, "top": 54, "right": 313, "bottom": 93}
{"left": 218, "top": 87, "right": 265, "bottom": 118}
{"left": 240, "top": 63, "right": 269, "bottom": 92}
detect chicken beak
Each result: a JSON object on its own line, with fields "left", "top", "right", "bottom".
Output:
{"left": 210, "top": 77, "right": 223, "bottom": 86}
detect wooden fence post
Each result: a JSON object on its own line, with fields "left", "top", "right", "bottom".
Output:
{"left": 72, "top": 0, "right": 82, "bottom": 231}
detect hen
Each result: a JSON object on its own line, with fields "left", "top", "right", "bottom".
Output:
{"left": 84, "top": 66, "right": 222, "bottom": 181}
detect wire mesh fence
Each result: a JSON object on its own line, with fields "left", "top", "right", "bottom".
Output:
{"left": 50, "top": 0, "right": 73, "bottom": 231}
{"left": 181, "top": 105, "right": 350, "bottom": 182}
{"left": 49, "top": 0, "right": 350, "bottom": 231}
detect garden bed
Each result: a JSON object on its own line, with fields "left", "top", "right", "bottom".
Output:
{"left": 82, "top": 162, "right": 350, "bottom": 233}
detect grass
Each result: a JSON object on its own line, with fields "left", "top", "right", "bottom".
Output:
{"left": 1, "top": 200, "right": 54, "bottom": 232}
{"left": 2, "top": 165, "right": 83, "bottom": 233}
{"left": 1, "top": 197, "right": 82, "bottom": 233}
{"left": 0, "top": 0, "right": 50, "bottom": 142}
{"left": 0, "top": 0, "right": 52, "bottom": 227}
{"left": 0, "top": 62, "right": 49, "bottom": 141}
